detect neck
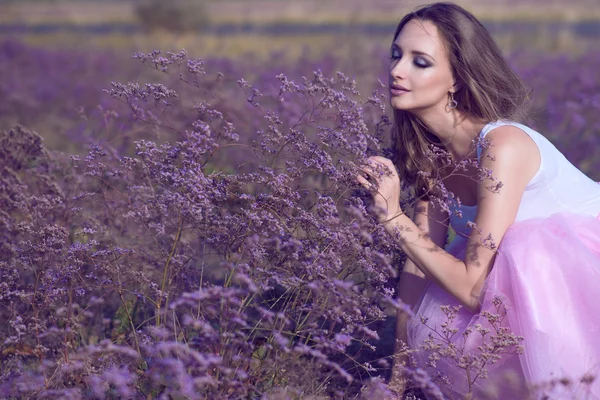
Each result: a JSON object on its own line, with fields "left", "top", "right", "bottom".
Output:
{"left": 414, "top": 108, "right": 488, "bottom": 161}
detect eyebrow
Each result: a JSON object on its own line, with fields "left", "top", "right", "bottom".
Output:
{"left": 391, "top": 43, "right": 435, "bottom": 61}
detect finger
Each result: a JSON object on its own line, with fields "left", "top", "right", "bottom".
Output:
{"left": 368, "top": 156, "right": 389, "bottom": 167}
{"left": 367, "top": 157, "right": 398, "bottom": 178}
{"left": 356, "top": 173, "right": 377, "bottom": 191}
{"left": 360, "top": 165, "right": 381, "bottom": 184}
{"left": 360, "top": 164, "right": 375, "bottom": 176}
{"left": 356, "top": 173, "right": 369, "bottom": 187}
{"left": 370, "top": 155, "right": 395, "bottom": 165}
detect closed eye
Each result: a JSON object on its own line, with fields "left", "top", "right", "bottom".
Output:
{"left": 390, "top": 45, "right": 433, "bottom": 68}
{"left": 413, "top": 57, "right": 430, "bottom": 68}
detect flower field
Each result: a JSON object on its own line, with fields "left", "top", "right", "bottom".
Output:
{"left": 1, "top": 3, "right": 600, "bottom": 398}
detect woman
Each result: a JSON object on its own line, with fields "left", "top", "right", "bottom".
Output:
{"left": 357, "top": 2, "right": 600, "bottom": 399}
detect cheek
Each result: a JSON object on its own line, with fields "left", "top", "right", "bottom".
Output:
{"left": 416, "top": 69, "right": 452, "bottom": 95}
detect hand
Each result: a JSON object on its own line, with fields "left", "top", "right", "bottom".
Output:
{"left": 356, "top": 156, "right": 402, "bottom": 223}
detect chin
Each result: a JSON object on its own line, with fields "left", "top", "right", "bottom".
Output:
{"left": 389, "top": 99, "right": 414, "bottom": 112}
{"left": 390, "top": 98, "right": 441, "bottom": 115}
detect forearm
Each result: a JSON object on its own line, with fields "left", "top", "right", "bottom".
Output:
{"left": 392, "top": 269, "right": 427, "bottom": 391}
{"left": 395, "top": 268, "right": 427, "bottom": 347}
{"left": 384, "top": 213, "right": 479, "bottom": 312}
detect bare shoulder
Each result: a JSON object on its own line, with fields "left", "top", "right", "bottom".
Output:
{"left": 482, "top": 124, "right": 539, "bottom": 158}
{"left": 479, "top": 124, "right": 540, "bottom": 189}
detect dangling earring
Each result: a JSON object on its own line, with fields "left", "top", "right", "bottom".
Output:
{"left": 448, "top": 92, "right": 458, "bottom": 110}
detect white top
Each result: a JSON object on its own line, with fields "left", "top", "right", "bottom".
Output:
{"left": 448, "top": 121, "right": 600, "bottom": 240}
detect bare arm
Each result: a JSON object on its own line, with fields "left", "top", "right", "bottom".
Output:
{"left": 386, "top": 126, "right": 540, "bottom": 312}
{"left": 359, "top": 125, "right": 540, "bottom": 313}
{"left": 397, "top": 197, "right": 449, "bottom": 312}
{"left": 392, "top": 197, "right": 449, "bottom": 389}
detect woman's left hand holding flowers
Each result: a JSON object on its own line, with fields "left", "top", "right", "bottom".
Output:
{"left": 356, "top": 156, "right": 403, "bottom": 224}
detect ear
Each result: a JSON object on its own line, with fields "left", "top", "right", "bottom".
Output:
{"left": 451, "top": 79, "right": 463, "bottom": 93}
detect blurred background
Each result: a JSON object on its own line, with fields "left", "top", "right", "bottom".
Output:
{"left": 0, "top": 2, "right": 599, "bottom": 394}
{"left": 2, "top": 0, "right": 599, "bottom": 55}
{"left": 1, "top": 0, "right": 599, "bottom": 176}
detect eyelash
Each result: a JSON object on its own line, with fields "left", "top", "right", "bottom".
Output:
{"left": 389, "top": 51, "right": 430, "bottom": 69}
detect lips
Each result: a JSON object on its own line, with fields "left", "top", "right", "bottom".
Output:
{"left": 390, "top": 83, "right": 410, "bottom": 96}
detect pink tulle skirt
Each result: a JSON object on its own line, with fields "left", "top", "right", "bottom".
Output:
{"left": 407, "top": 213, "right": 600, "bottom": 399}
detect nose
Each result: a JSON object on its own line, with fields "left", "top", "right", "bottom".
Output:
{"left": 390, "top": 57, "right": 407, "bottom": 80}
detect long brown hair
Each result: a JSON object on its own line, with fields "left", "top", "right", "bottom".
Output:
{"left": 391, "top": 2, "right": 530, "bottom": 198}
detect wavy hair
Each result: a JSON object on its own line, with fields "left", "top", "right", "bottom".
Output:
{"left": 391, "top": 2, "right": 530, "bottom": 198}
